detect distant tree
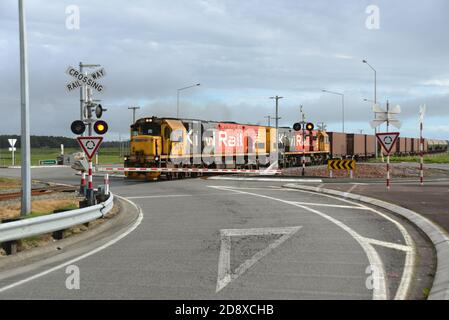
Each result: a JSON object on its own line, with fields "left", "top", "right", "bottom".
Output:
{"left": 0, "top": 135, "right": 123, "bottom": 149}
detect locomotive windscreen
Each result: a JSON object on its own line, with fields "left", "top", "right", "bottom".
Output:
{"left": 139, "top": 123, "right": 161, "bottom": 136}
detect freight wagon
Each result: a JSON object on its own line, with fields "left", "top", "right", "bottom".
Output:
{"left": 124, "top": 116, "right": 447, "bottom": 180}
{"left": 346, "top": 134, "right": 376, "bottom": 159}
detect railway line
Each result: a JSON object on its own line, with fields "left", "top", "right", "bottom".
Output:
{"left": 0, "top": 185, "right": 77, "bottom": 202}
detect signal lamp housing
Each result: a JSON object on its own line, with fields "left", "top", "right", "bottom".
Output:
{"left": 94, "top": 120, "right": 108, "bottom": 135}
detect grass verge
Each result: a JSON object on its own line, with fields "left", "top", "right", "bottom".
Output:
{"left": 0, "top": 198, "right": 79, "bottom": 220}
{"left": 368, "top": 152, "right": 449, "bottom": 164}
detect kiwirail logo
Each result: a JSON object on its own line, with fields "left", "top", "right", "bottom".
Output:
{"left": 164, "top": 127, "right": 313, "bottom": 166}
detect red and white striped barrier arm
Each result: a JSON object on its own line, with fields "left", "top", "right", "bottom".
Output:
{"left": 97, "top": 167, "right": 282, "bottom": 174}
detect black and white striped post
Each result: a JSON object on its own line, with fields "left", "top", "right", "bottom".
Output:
{"left": 419, "top": 105, "right": 426, "bottom": 186}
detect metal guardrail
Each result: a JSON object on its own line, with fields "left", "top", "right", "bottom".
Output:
{"left": 0, "top": 193, "right": 114, "bottom": 243}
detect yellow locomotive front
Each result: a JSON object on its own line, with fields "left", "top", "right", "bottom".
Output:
{"left": 125, "top": 117, "right": 163, "bottom": 180}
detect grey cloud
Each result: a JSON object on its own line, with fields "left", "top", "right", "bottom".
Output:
{"left": 0, "top": 0, "right": 448, "bottom": 140}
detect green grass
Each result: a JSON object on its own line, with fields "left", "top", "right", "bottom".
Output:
{"left": 0, "top": 147, "right": 124, "bottom": 166}
{"left": 369, "top": 152, "right": 449, "bottom": 164}
{"left": 24, "top": 203, "right": 79, "bottom": 219}
{"left": 0, "top": 177, "right": 18, "bottom": 183}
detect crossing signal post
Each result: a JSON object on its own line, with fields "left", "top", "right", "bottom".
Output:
{"left": 293, "top": 106, "right": 314, "bottom": 177}
{"left": 70, "top": 88, "right": 108, "bottom": 205}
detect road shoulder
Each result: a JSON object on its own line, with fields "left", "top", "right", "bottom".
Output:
{"left": 0, "top": 196, "right": 140, "bottom": 282}
{"left": 282, "top": 183, "right": 449, "bottom": 300}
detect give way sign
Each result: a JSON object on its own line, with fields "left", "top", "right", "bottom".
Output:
{"left": 8, "top": 139, "right": 17, "bottom": 147}
{"left": 77, "top": 137, "right": 103, "bottom": 160}
{"left": 376, "top": 132, "right": 400, "bottom": 154}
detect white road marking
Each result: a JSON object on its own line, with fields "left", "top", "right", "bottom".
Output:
{"left": 363, "top": 237, "right": 412, "bottom": 252}
{"left": 347, "top": 184, "right": 358, "bottom": 193}
{"left": 279, "top": 186, "right": 416, "bottom": 300}
{"left": 214, "top": 187, "right": 291, "bottom": 191}
{"left": 288, "top": 201, "right": 369, "bottom": 210}
{"left": 216, "top": 226, "right": 302, "bottom": 293}
{"left": 126, "top": 194, "right": 193, "bottom": 199}
{"left": 207, "top": 176, "right": 322, "bottom": 183}
{"left": 210, "top": 185, "right": 388, "bottom": 300}
{"left": 0, "top": 196, "right": 144, "bottom": 294}
{"left": 125, "top": 192, "right": 253, "bottom": 200}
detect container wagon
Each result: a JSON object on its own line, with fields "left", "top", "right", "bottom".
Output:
{"left": 328, "top": 132, "right": 347, "bottom": 158}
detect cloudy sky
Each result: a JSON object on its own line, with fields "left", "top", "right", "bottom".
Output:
{"left": 1, "top": 0, "right": 448, "bottom": 141}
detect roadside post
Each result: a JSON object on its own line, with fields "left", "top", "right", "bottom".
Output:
{"left": 419, "top": 105, "right": 426, "bottom": 186}
{"left": 104, "top": 174, "right": 109, "bottom": 196}
{"left": 8, "top": 139, "right": 17, "bottom": 166}
{"left": 77, "top": 136, "right": 103, "bottom": 205}
{"left": 371, "top": 100, "right": 401, "bottom": 189}
{"left": 79, "top": 171, "right": 86, "bottom": 196}
{"left": 376, "top": 132, "right": 400, "bottom": 189}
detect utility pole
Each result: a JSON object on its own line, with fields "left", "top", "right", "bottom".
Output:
{"left": 269, "top": 96, "right": 283, "bottom": 165}
{"left": 79, "top": 62, "right": 84, "bottom": 123}
{"left": 363, "top": 59, "right": 378, "bottom": 158}
{"left": 264, "top": 115, "right": 271, "bottom": 127}
{"left": 128, "top": 106, "right": 140, "bottom": 124}
{"left": 300, "top": 106, "right": 307, "bottom": 177}
{"left": 419, "top": 105, "right": 426, "bottom": 186}
{"left": 264, "top": 115, "right": 276, "bottom": 127}
{"left": 386, "top": 100, "right": 390, "bottom": 189}
{"left": 18, "top": 0, "right": 31, "bottom": 216}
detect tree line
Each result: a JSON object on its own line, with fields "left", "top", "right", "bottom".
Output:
{"left": 0, "top": 135, "right": 125, "bottom": 148}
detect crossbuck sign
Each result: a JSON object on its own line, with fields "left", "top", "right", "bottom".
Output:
{"left": 66, "top": 66, "right": 106, "bottom": 93}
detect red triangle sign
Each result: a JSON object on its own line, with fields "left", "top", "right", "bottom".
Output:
{"left": 376, "top": 132, "right": 400, "bottom": 154}
{"left": 77, "top": 136, "right": 103, "bottom": 160}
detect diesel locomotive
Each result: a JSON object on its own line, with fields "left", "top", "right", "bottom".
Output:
{"left": 124, "top": 116, "right": 448, "bottom": 180}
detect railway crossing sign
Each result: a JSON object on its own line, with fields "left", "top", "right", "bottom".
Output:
{"left": 370, "top": 103, "right": 402, "bottom": 129}
{"left": 66, "top": 65, "right": 106, "bottom": 93}
{"left": 327, "top": 159, "right": 356, "bottom": 171}
{"left": 376, "top": 132, "right": 400, "bottom": 154}
{"left": 77, "top": 136, "right": 103, "bottom": 160}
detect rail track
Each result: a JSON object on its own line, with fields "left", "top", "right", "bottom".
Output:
{"left": 0, "top": 185, "right": 77, "bottom": 202}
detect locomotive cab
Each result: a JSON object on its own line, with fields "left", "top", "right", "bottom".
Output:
{"left": 125, "top": 117, "right": 163, "bottom": 180}
{"left": 125, "top": 117, "right": 190, "bottom": 180}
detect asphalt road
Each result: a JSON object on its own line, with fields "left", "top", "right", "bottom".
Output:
{"left": 0, "top": 167, "right": 436, "bottom": 299}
